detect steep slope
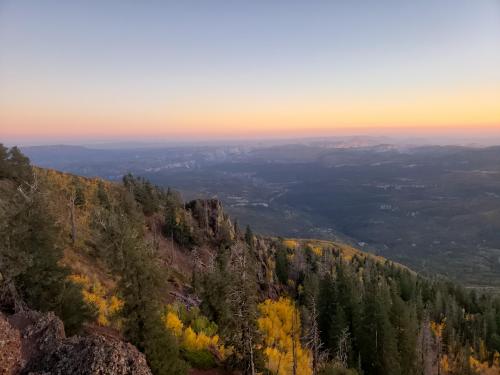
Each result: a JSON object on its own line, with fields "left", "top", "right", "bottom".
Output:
{"left": 22, "top": 144, "right": 500, "bottom": 289}
{"left": 2, "top": 145, "right": 500, "bottom": 375}
{"left": 28, "top": 167, "right": 391, "bottom": 308}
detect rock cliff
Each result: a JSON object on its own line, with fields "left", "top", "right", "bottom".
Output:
{"left": 0, "top": 310, "right": 152, "bottom": 375}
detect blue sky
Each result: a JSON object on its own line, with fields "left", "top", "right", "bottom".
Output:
{"left": 1, "top": 0, "right": 499, "bottom": 141}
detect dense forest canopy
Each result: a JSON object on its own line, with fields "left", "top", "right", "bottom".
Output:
{"left": 2, "top": 143, "right": 500, "bottom": 375}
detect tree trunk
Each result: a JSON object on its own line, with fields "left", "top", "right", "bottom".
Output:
{"left": 5, "top": 280, "right": 27, "bottom": 313}
{"left": 292, "top": 309, "right": 298, "bottom": 375}
{"left": 69, "top": 195, "right": 76, "bottom": 245}
{"left": 249, "top": 331, "right": 255, "bottom": 375}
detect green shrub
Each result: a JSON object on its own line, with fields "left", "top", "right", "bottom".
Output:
{"left": 319, "top": 365, "right": 359, "bottom": 375}
{"left": 182, "top": 349, "right": 216, "bottom": 370}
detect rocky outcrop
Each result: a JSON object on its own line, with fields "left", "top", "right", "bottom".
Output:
{"left": 23, "top": 335, "right": 152, "bottom": 375}
{"left": 0, "top": 313, "right": 22, "bottom": 374}
{"left": 0, "top": 310, "right": 152, "bottom": 375}
{"left": 186, "top": 199, "right": 235, "bottom": 240}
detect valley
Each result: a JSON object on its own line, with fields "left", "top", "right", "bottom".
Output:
{"left": 3, "top": 144, "right": 500, "bottom": 374}
{"left": 23, "top": 141, "right": 500, "bottom": 288}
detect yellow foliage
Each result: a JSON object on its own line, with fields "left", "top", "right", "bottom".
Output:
{"left": 109, "top": 296, "right": 124, "bottom": 315}
{"left": 469, "top": 355, "right": 481, "bottom": 368}
{"left": 311, "top": 246, "right": 323, "bottom": 256}
{"left": 495, "top": 351, "right": 500, "bottom": 367}
{"left": 440, "top": 350, "right": 500, "bottom": 375}
{"left": 430, "top": 320, "right": 446, "bottom": 338}
{"left": 69, "top": 274, "right": 123, "bottom": 327}
{"left": 37, "top": 168, "right": 117, "bottom": 250}
{"left": 440, "top": 354, "right": 450, "bottom": 373}
{"left": 478, "top": 339, "right": 489, "bottom": 362}
{"left": 257, "top": 298, "right": 313, "bottom": 375}
{"left": 163, "top": 307, "right": 229, "bottom": 360}
{"left": 163, "top": 311, "right": 184, "bottom": 337}
{"left": 69, "top": 273, "right": 90, "bottom": 285}
{"left": 469, "top": 353, "right": 500, "bottom": 374}
{"left": 282, "top": 239, "right": 298, "bottom": 250}
{"left": 183, "top": 327, "right": 220, "bottom": 351}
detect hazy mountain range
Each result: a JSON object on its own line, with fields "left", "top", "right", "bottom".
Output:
{"left": 21, "top": 139, "right": 500, "bottom": 288}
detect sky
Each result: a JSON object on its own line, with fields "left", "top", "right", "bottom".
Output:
{"left": 1, "top": 0, "right": 500, "bottom": 143}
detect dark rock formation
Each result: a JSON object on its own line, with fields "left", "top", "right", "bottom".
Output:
{"left": 186, "top": 199, "right": 234, "bottom": 237}
{"left": 0, "top": 313, "right": 22, "bottom": 374}
{"left": 0, "top": 310, "right": 152, "bottom": 375}
{"left": 23, "top": 335, "right": 152, "bottom": 375}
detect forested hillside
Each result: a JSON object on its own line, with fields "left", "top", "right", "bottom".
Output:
{"left": 2, "top": 144, "right": 500, "bottom": 375}
{"left": 23, "top": 143, "right": 500, "bottom": 289}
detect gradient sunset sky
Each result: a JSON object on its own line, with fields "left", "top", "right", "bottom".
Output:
{"left": 1, "top": 0, "right": 500, "bottom": 142}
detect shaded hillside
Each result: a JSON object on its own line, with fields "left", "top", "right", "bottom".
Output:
{"left": 2, "top": 144, "right": 500, "bottom": 375}
{"left": 22, "top": 143, "right": 500, "bottom": 288}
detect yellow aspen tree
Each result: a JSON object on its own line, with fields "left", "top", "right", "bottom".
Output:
{"left": 257, "top": 298, "right": 313, "bottom": 375}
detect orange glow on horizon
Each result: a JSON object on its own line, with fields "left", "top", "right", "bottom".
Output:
{"left": 2, "top": 1, "right": 500, "bottom": 142}
{"left": 2, "top": 122, "right": 499, "bottom": 141}
{"left": 1, "top": 85, "right": 499, "bottom": 139}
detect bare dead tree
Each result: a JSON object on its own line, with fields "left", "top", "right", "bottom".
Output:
{"left": 335, "top": 328, "right": 351, "bottom": 369}
{"left": 68, "top": 192, "right": 77, "bottom": 245}
{"left": 305, "top": 295, "right": 324, "bottom": 375}
{"left": 248, "top": 328, "right": 256, "bottom": 375}
{"left": 206, "top": 252, "right": 216, "bottom": 273}
{"left": 192, "top": 248, "right": 201, "bottom": 271}
{"left": 151, "top": 219, "right": 160, "bottom": 251}
{"left": 291, "top": 306, "right": 298, "bottom": 375}
{"left": 417, "top": 315, "right": 434, "bottom": 375}
{"left": 205, "top": 200, "right": 209, "bottom": 233}
{"left": 227, "top": 242, "right": 258, "bottom": 375}
{"left": 16, "top": 170, "right": 39, "bottom": 203}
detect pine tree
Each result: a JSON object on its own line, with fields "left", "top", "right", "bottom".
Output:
{"left": 93, "top": 189, "right": 187, "bottom": 374}
{"left": 0, "top": 158, "right": 91, "bottom": 333}
{"left": 7, "top": 146, "right": 32, "bottom": 183}
{"left": 122, "top": 173, "right": 160, "bottom": 215}
{"left": 390, "top": 285, "right": 417, "bottom": 374}
{"left": 96, "top": 180, "right": 111, "bottom": 209}
{"left": 73, "top": 180, "right": 86, "bottom": 207}
{"left": 275, "top": 245, "right": 289, "bottom": 285}
{"left": 0, "top": 143, "right": 9, "bottom": 178}
{"left": 120, "top": 239, "right": 186, "bottom": 375}
{"left": 358, "top": 272, "right": 400, "bottom": 375}
{"left": 245, "top": 225, "right": 254, "bottom": 249}
{"left": 163, "top": 192, "right": 199, "bottom": 249}
{"left": 200, "top": 247, "right": 233, "bottom": 332}
{"left": 318, "top": 274, "right": 336, "bottom": 350}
